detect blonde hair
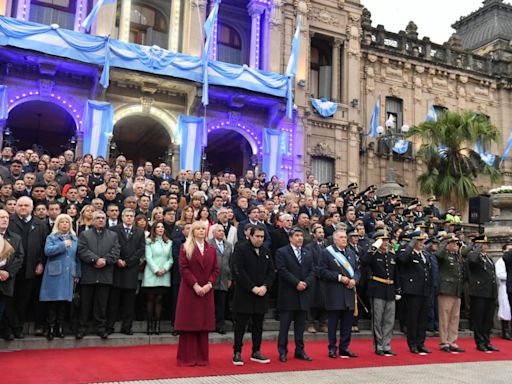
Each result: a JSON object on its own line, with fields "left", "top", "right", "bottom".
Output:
{"left": 183, "top": 220, "right": 207, "bottom": 260}
{"left": 52, "top": 214, "right": 76, "bottom": 236}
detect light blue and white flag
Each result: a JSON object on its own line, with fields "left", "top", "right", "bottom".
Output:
{"left": 501, "top": 132, "right": 512, "bottom": 163}
{"left": 178, "top": 115, "right": 205, "bottom": 171}
{"left": 81, "top": 0, "right": 116, "bottom": 33}
{"left": 82, "top": 100, "right": 113, "bottom": 158}
{"left": 262, "top": 128, "right": 284, "bottom": 178}
{"left": 425, "top": 104, "right": 437, "bottom": 122}
{"left": 368, "top": 96, "right": 380, "bottom": 138}
{"left": 393, "top": 139, "right": 409, "bottom": 155}
{"left": 476, "top": 139, "right": 497, "bottom": 166}
{"left": 201, "top": 0, "right": 220, "bottom": 106}
{"left": 285, "top": 15, "right": 302, "bottom": 119}
{"left": 0, "top": 85, "right": 8, "bottom": 120}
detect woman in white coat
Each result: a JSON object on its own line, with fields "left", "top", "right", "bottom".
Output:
{"left": 496, "top": 248, "right": 511, "bottom": 340}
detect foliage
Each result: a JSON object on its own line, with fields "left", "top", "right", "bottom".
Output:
{"left": 407, "top": 110, "right": 501, "bottom": 208}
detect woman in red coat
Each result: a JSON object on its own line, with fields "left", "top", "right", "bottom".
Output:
{"left": 175, "top": 220, "right": 219, "bottom": 366}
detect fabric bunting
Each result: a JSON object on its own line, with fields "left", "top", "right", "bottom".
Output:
{"left": 285, "top": 15, "right": 302, "bottom": 119}
{"left": 0, "top": 85, "right": 8, "bottom": 120}
{"left": 262, "top": 128, "right": 284, "bottom": 178}
{"left": 311, "top": 98, "right": 337, "bottom": 117}
{"left": 82, "top": 100, "right": 114, "bottom": 158}
{"left": 81, "top": 0, "right": 116, "bottom": 33}
{"left": 201, "top": 0, "right": 220, "bottom": 106}
{"left": 393, "top": 139, "right": 409, "bottom": 155}
{"left": 178, "top": 115, "right": 205, "bottom": 171}
{"left": 475, "top": 139, "right": 497, "bottom": 167}
{"left": 368, "top": 96, "right": 380, "bottom": 138}
{"left": 425, "top": 104, "right": 437, "bottom": 122}
{"left": 501, "top": 133, "right": 512, "bottom": 163}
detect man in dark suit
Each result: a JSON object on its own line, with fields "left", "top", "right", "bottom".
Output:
{"left": 3, "top": 196, "right": 48, "bottom": 339}
{"left": 319, "top": 228, "right": 360, "bottom": 358}
{"left": 0, "top": 209, "right": 24, "bottom": 334}
{"left": 468, "top": 235, "right": 499, "bottom": 352}
{"left": 209, "top": 224, "right": 233, "bottom": 334}
{"left": 106, "top": 208, "right": 145, "bottom": 335}
{"left": 232, "top": 225, "right": 275, "bottom": 365}
{"left": 397, "top": 231, "right": 433, "bottom": 354}
{"left": 237, "top": 206, "right": 271, "bottom": 249}
{"left": 270, "top": 213, "right": 293, "bottom": 256}
{"left": 275, "top": 228, "right": 315, "bottom": 362}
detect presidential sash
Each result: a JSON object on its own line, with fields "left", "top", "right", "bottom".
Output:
{"left": 326, "top": 245, "right": 354, "bottom": 278}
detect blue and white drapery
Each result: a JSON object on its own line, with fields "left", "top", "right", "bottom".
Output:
{"left": 0, "top": 85, "right": 8, "bottom": 120}
{"left": 201, "top": 0, "right": 220, "bottom": 106}
{"left": 262, "top": 128, "right": 284, "bottom": 178}
{"left": 368, "top": 96, "right": 380, "bottom": 138}
{"left": 311, "top": 98, "right": 337, "bottom": 117}
{"left": 178, "top": 115, "right": 205, "bottom": 171}
{"left": 502, "top": 133, "right": 512, "bottom": 163}
{"left": 285, "top": 15, "right": 302, "bottom": 119}
{"left": 82, "top": 100, "right": 113, "bottom": 158}
{"left": 425, "top": 104, "right": 438, "bottom": 122}
{"left": 393, "top": 139, "right": 410, "bottom": 155}
{"left": 476, "top": 139, "right": 497, "bottom": 167}
{"left": 81, "top": 0, "right": 116, "bottom": 32}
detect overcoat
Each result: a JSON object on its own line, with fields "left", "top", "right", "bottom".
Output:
{"left": 40, "top": 233, "right": 80, "bottom": 302}
{"left": 110, "top": 225, "right": 145, "bottom": 289}
{"left": 174, "top": 242, "right": 219, "bottom": 331}
{"left": 0, "top": 231, "right": 23, "bottom": 297}
{"left": 78, "top": 228, "right": 120, "bottom": 285}
{"left": 142, "top": 237, "right": 173, "bottom": 287}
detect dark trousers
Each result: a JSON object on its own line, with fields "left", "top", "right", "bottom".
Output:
{"left": 405, "top": 294, "right": 428, "bottom": 349}
{"left": 327, "top": 309, "right": 353, "bottom": 353}
{"left": 427, "top": 292, "right": 439, "bottom": 331}
{"left": 233, "top": 312, "right": 264, "bottom": 353}
{"left": 177, "top": 331, "right": 209, "bottom": 366}
{"left": 107, "top": 287, "right": 136, "bottom": 332}
{"left": 471, "top": 296, "right": 495, "bottom": 347}
{"left": 308, "top": 307, "right": 326, "bottom": 326}
{"left": 170, "top": 284, "right": 180, "bottom": 325}
{"left": 214, "top": 289, "right": 227, "bottom": 330}
{"left": 4, "top": 275, "right": 44, "bottom": 332}
{"left": 278, "top": 309, "right": 306, "bottom": 355}
{"left": 79, "top": 284, "right": 110, "bottom": 333}
{"left": 46, "top": 301, "right": 66, "bottom": 327}
{"left": 397, "top": 294, "right": 407, "bottom": 331}
{"left": 0, "top": 293, "right": 6, "bottom": 321}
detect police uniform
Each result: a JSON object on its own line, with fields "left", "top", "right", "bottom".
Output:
{"left": 361, "top": 230, "right": 397, "bottom": 355}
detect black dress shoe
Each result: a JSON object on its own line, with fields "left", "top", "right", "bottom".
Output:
{"left": 171, "top": 330, "right": 179, "bottom": 336}
{"left": 375, "top": 350, "right": 386, "bottom": 356}
{"left": 76, "top": 331, "right": 85, "bottom": 340}
{"left": 279, "top": 353, "right": 287, "bottom": 362}
{"left": 34, "top": 326, "right": 44, "bottom": 336}
{"left": 485, "top": 344, "right": 500, "bottom": 352}
{"left": 476, "top": 344, "right": 488, "bottom": 352}
{"left": 121, "top": 330, "right": 134, "bottom": 335}
{"left": 3, "top": 331, "right": 14, "bottom": 341}
{"left": 97, "top": 331, "right": 108, "bottom": 339}
{"left": 410, "top": 346, "right": 419, "bottom": 354}
{"left": 294, "top": 353, "right": 312, "bottom": 361}
{"left": 418, "top": 346, "right": 432, "bottom": 354}
{"left": 216, "top": 328, "right": 226, "bottom": 335}
{"left": 13, "top": 329, "right": 24, "bottom": 339}
{"left": 440, "top": 345, "right": 451, "bottom": 352}
{"left": 340, "top": 350, "right": 358, "bottom": 358}
{"left": 384, "top": 350, "right": 397, "bottom": 356}
{"left": 449, "top": 346, "right": 465, "bottom": 353}
{"left": 328, "top": 350, "right": 337, "bottom": 358}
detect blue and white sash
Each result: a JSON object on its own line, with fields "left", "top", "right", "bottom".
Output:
{"left": 326, "top": 245, "right": 354, "bottom": 278}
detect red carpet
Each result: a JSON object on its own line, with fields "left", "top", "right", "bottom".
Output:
{"left": 2, "top": 337, "right": 512, "bottom": 384}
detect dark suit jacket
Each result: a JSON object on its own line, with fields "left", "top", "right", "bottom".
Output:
{"left": 467, "top": 248, "right": 497, "bottom": 299}
{"left": 209, "top": 239, "right": 233, "bottom": 291}
{"left": 237, "top": 220, "right": 271, "bottom": 249}
{"left": 305, "top": 241, "right": 327, "bottom": 309}
{"left": 232, "top": 241, "right": 275, "bottom": 314}
{"left": 275, "top": 245, "right": 315, "bottom": 311}
{"left": 318, "top": 245, "right": 360, "bottom": 311}
{"left": 78, "top": 228, "right": 120, "bottom": 285}
{"left": 8, "top": 215, "right": 48, "bottom": 279}
{"left": 397, "top": 242, "right": 432, "bottom": 297}
{"left": 109, "top": 225, "right": 145, "bottom": 290}
{"left": 270, "top": 227, "right": 290, "bottom": 256}
{"left": 0, "top": 231, "right": 24, "bottom": 296}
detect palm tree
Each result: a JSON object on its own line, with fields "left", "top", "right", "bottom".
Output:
{"left": 407, "top": 110, "right": 501, "bottom": 210}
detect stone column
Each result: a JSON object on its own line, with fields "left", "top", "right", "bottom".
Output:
{"left": 168, "top": 0, "right": 182, "bottom": 52}
{"left": 331, "top": 39, "right": 342, "bottom": 102}
{"left": 183, "top": 0, "right": 207, "bottom": 56}
{"left": 260, "top": 7, "right": 271, "bottom": 70}
{"left": 15, "top": 0, "right": 30, "bottom": 20}
{"left": 75, "top": 130, "right": 84, "bottom": 159}
{"left": 0, "top": 0, "right": 12, "bottom": 16}
{"left": 74, "top": 0, "right": 88, "bottom": 32}
{"left": 248, "top": 1, "right": 266, "bottom": 69}
{"left": 118, "top": 0, "right": 132, "bottom": 42}
{"left": 171, "top": 143, "right": 180, "bottom": 176}
{"left": 267, "top": 0, "right": 283, "bottom": 73}
{"left": 91, "top": 0, "right": 118, "bottom": 36}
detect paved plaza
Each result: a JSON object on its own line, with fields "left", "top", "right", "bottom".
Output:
{"left": 101, "top": 360, "right": 512, "bottom": 384}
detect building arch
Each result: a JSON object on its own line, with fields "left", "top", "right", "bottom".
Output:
{"left": 207, "top": 119, "right": 260, "bottom": 155}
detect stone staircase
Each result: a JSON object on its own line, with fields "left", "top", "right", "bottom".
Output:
{"left": 0, "top": 319, "right": 478, "bottom": 351}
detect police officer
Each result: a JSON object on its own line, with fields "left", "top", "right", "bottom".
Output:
{"left": 362, "top": 230, "right": 397, "bottom": 356}
{"left": 468, "top": 235, "right": 499, "bottom": 352}
{"left": 397, "top": 231, "right": 432, "bottom": 354}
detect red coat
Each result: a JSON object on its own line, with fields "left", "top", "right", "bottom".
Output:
{"left": 175, "top": 242, "right": 219, "bottom": 331}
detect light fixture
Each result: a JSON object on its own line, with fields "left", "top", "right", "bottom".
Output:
{"left": 350, "top": 98, "right": 359, "bottom": 108}
{"left": 401, "top": 124, "right": 410, "bottom": 133}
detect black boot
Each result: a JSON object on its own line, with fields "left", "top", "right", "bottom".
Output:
{"left": 154, "top": 320, "right": 160, "bottom": 335}
{"left": 47, "top": 326, "right": 55, "bottom": 341}
{"left": 146, "top": 318, "right": 153, "bottom": 335}
{"left": 55, "top": 324, "right": 65, "bottom": 338}
{"left": 502, "top": 320, "right": 512, "bottom": 340}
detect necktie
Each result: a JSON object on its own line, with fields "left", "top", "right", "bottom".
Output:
{"left": 218, "top": 242, "right": 224, "bottom": 253}
{"left": 296, "top": 247, "right": 302, "bottom": 263}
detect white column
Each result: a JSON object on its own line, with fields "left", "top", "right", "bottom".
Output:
{"left": 74, "top": 0, "right": 88, "bottom": 32}
{"left": 0, "top": 0, "right": 12, "bottom": 16}
{"left": 331, "top": 39, "right": 342, "bottom": 102}
{"left": 260, "top": 7, "right": 271, "bottom": 70}
{"left": 183, "top": 0, "right": 207, "bottom": 56}
{"left": 118, "top": 0, "right": 132, "bottom": 42}
{"left": 168, "top": 0, "right": 182, "bottom": 52}
{"left": 248, "top": 1, "right": 265, "bottom": 69}
{"left": 15, "top": 0, "right": 30, "bottom": 20}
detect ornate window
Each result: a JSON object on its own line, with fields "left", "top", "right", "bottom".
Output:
{"left": 217, "top": 23, "right": 243, "bottom": 65}
{"left": 127, "top": 3, "right": 168, "bottom": 47}
{"left": 30, "top": 0, "right": 78, "bottom": 30}
{"left": 311, "top": 156, "right": 335, "bottom": 184}
{"left": 310, "top": 37, "right": 332, "bottom": 99}
{"left": 32, "top": 0, "right": 74, "bottom": 11}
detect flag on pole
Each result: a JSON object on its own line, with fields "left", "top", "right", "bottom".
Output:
{"left": 425, "top": 104, "right": 437, "bottom": 122}
{"left": 501, "top": 132, "right": 512, "bottom": 163}
{"left": 475, "top": 139, "right": 497, "bottom": 166}
{"left": 201, "top": 0, "right": 220, "bottom": 106}
{"left": 81, "top": 0, "right": 116, "bottom": 32}
{"left": 285, "top": 15, "right": 302, "bottom": 119}
{"left": 367, "top": 96, "right": 380, "bottom": 138}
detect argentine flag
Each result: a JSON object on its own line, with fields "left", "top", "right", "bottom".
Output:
{"left": 81, "top": 0, "right": 116, "bottom": 32}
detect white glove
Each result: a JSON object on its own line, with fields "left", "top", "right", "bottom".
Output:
{"left": 395, "top": 294, "right": 402, "bottom": 301}
{"left": 372, "top": 239, "right": 383, "bottom": 249}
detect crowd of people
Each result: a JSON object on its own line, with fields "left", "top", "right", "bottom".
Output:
{"left": 0, "top": 145, "right": 510, "bottom": 367}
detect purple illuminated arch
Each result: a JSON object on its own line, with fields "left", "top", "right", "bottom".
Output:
{"left": 207, "top": 119, "right": 261, "bottom": 155}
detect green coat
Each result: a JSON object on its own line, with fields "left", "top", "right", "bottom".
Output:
{"left": 142, "top": 237, "right": 173, "bottom": 288}
{"left": 436, "top": 241, "right": 465, "bottom": 297}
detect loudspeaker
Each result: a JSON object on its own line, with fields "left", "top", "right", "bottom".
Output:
{"left": 468, "top": 196, "right": 491, "bottom": 224}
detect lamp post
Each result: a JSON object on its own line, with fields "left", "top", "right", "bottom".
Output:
{"left": 376, "top": 115, "right": 410, "bottom": 197}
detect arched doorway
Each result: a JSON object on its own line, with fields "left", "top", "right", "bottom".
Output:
{"left": 6, "top": 100, "right": 77, "bottom": 156}
{"left": 113, "top": 115, "right": 171, "bottom": 166}
{"left": 205, "top": 129, "right": 253, "bottom": 176}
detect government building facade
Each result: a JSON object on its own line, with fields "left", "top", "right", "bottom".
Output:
{"left": 0, "top": 0, "right": 511, "bottom": 197}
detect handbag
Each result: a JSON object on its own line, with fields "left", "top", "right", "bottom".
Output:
{"left": 72, "top": 283, "right": 80, "bottom": 309}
